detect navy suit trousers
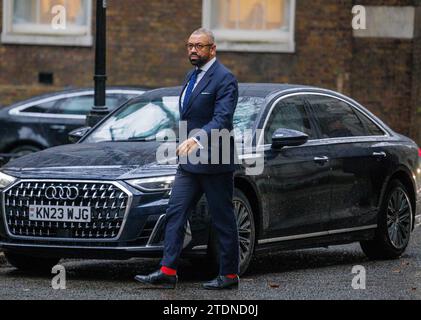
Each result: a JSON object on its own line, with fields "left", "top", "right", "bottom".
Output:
{"left": 160, "top": 166, "right": 240, "bottom": 275}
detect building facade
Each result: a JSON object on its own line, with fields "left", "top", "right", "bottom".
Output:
{"left": 0, "top": 0, "right": 420, "bottom": 144}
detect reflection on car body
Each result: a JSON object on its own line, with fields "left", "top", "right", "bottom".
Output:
{"left": 0, "top": 84, "right": 420, "bottom": 275}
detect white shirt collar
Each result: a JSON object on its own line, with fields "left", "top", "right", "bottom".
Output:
{"left": 197, "top": 57, "right": 216, "bottom": 73}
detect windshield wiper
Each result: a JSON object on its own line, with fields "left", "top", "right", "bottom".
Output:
{"left": 102, "top": 137, "right": 154, "bottom": 142}
{"left": 103, "top": 137, "right": 180, "bottom": 143}
{"left": 127, "top": 137, "right": 153, "bottom": 141}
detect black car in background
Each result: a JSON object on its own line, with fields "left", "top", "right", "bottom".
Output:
{"left": 0, "top": 84, "right": 420, "bottom": 275}
{"left": 0, "top": 87, "right": 146, "bottom": 163}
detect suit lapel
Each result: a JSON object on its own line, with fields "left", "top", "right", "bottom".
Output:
{"left": 181, "top": 60, "right": 219, "bottom": 117}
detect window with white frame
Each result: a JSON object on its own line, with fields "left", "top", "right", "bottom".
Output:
{"left": 202, "top": 0, "right": 295, "bottom": 52}
{"left": 2, "top": 0, "right": 92, "bottom": 46}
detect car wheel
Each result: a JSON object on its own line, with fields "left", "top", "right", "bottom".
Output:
{"left": 10, "top": 145, "right": 42, "bottom": 159}
{"left": 360, "top": 179, "right": 413, "bottom": 260}
{"left": 205, "top": 188, "right": 256, "bottom": 276}
{"left": 4, "top": 251, "right": 60, "bottom": 273}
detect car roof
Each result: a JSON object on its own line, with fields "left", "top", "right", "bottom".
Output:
{"left": 132, "top": 83, "right": 393, "bottom": 134}
{"left": 4, "top": 86, "right": 149, "bottom": 109}
{"left": 136, "top": 83, "right": 324, "bottom": 101}
{"left": 239, "top": 83, "right": 318, "bottom": 97}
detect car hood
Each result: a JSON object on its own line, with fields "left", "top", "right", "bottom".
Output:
{"left": 1, "top": 142, "right": 178, "bottom": 180}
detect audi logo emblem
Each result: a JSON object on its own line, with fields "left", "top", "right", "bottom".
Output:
{"left": 45, "top": 186, "right": 79, "bottom": 200}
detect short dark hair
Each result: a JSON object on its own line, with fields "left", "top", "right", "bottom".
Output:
{"left": 191, "top": 28, "right": 215, "bottom": 44}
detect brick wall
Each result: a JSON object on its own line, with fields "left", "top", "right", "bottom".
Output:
{"left": 220, "top": 0, "right": 354, "bottom": 95}
{"left": 351, "top": 0, "right": 418, "bottom": 137}
{"left": 0, "top": 0, "right": 94, "bottom": 108}
{"left": 0, "top": 0, "right": 354, "bottom": 97}
{"left": 412, "top": 6, "right": 421, "bottom": 145}
{"left": 0, "top": 0, "right": 419, "bottom": 143}
{"left": 351, "top": 38, "right": 414, "bottom": 135}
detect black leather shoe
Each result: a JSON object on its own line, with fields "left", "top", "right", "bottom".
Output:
{"left": 202, "top": 275, "right": 239, "bottom": 290}
{"left": 134, "top": 270, "right": 177, "bottom": 289}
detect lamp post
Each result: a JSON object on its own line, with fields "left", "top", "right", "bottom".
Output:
{"left": 86, "top": 0, "right": 108, "bottom": 127}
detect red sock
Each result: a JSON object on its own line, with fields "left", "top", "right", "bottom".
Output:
{"left": 225, "top": 274, "right": 238, "bottom": 279}
{"left": 161, "top": 266, "right": 177, "bottom": 276}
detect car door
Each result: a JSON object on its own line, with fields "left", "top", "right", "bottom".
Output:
{"left": 306, "top": 94, "right": 390, "bottom": 230}
{"left": 261, "top": 95, "right": 332, "bottom": 238}
{"left": 48, "top": 94, "right": 125, "bottom": 145}
{"left": 6, "top": 98, "right": 61, "bottom": 151}
{"left": 44, "top": 94, "right": 93, "bottom": 145}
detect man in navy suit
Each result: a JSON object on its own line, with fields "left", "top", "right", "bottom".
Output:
{"left": 135, "top": 28, "right": 240, "bottom": 290}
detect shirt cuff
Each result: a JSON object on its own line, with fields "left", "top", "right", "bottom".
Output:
{"left": 192, "top": 137, "right": 204, "bottom": 149}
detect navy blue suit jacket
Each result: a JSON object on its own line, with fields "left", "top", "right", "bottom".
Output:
{"left": 179, "top": 59, "right": 239, "bottom": 174}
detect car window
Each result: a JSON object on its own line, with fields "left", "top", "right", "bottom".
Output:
{"left": 233, "top": 96, "right": 265, "bottom": 141}
{"left": 54, "top": 95, "right": 122, "bottom": 115}
{"left": 307, "top": 96, "right": 366, "bottom": 138}
{"left": 264, "top": 96, "right": 315, "bottom": 144}
{"left": 84, "top": 96, "right": 179, "bottom": 142}
{"left": 20, "top": 100, "right": 57, "bottom": 114}
{"left": 83, "top": 94, "right": 265, "bottom": 143}
{"left": 353, "top": 108, "right": 385, "bottom": 136}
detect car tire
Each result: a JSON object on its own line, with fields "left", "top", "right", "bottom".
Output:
{"left": 360, "top": 179, "right": 413, "bottom": 260}
{"left": 4, "top": 251, "right": 60, "bottom": 273}
{"left": 10, "top": 145, "right": 42, "bottom": 159}
{"left": 204, "top": 188, "right": 256, "bottom": 277}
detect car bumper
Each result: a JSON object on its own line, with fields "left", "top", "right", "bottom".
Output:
{"left": 0, "top": 180, "right": 210, "bottom": 259}
{"left": 0, "top": 241, "right": 208, "bottom": 260}
{"left": 0, "top": 241, "right": 164, "bottom": 259}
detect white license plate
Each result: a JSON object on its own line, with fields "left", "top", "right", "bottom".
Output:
{"left": 29, "top": 205, "right": 91, "bottom": 223}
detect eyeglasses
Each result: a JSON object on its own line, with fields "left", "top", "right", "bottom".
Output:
{"left": 185, "top": 43, "right": 214, "bottom": 51}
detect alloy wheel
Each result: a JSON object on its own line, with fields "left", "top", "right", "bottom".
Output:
{"left": 386, "top": 187, "right": 412, "bottom": 250}
{"left": 234, "top": 199, "right": 253, "bottom": 263}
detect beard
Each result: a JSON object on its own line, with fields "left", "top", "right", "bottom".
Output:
{"left": 189, "top": 54, "right": 209, "bottom": 67}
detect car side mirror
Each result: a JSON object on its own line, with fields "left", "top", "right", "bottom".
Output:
{"left": 271, "top": 128, "right": 309, "bottom": 150}
{"left": 68, "top": 127, "right": 91, "bottom": 144}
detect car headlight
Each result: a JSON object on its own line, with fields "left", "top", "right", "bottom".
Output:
{"left": 126, "top": 175, "right": 175, "bottom": 192}
{"left": 0, "top": 172, "right": 17, "bottom": 189}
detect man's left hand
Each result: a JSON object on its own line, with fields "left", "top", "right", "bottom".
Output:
{"left": 176, "top": 138, "right": 199, "bottom": 156}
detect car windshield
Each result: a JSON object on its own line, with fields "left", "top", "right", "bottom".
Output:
{"left": 83, "top": 95, "right": 265, "bottom": 143}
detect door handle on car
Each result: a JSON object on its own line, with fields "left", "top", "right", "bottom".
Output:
{"left": 50, "top": 125, "right": 67, "bottom": 131}
{"left": 314, "top": 156, "right": 329, "bottom": 164}
{"left": 372, "top": 151, "right": 387, "bottom": 159}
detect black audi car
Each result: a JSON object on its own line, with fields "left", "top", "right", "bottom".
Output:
{"left": 0, "top": 87, "right": 146, "bottom": 163}
{"left": 0, "top": 84, "right": 420, "bottom": 275}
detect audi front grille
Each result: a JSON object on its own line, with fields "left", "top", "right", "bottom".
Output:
{"left": 2, "top": 180, "right": 132, "bottom": 241}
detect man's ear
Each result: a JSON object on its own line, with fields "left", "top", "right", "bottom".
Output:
{"left": 211, "top": 45, "right": 216, "bottom": 54}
